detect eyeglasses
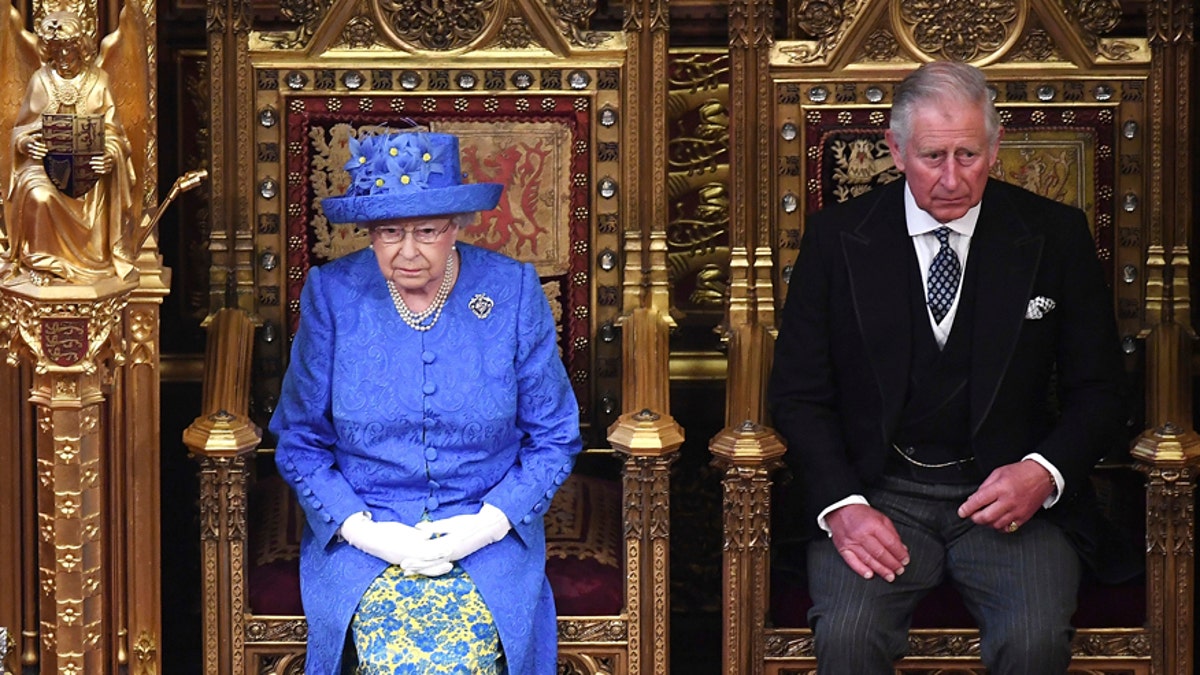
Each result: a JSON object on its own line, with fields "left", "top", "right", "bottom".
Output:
{"left": 370, "top": 221, "right": 453, "bottom": 245}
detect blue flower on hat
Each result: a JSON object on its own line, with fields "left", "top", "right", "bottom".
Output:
{"left": 321, "top": 131, "right": 503, "bottom": 223}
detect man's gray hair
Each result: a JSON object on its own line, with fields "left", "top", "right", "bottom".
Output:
{"left": 889, "top": 61, "right": 1001, "bottom": 153}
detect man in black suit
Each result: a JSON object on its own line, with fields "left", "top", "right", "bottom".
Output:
{"left": 768, "top": 61, "right": 1124, "bottom": 674}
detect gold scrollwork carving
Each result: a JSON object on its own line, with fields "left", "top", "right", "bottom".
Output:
{"left": 340, "top": 15, "right": 379, "bottom": 49}
{"left": 245, "top": 618, "right": 309, "bottom": 643}
{"left": 861, "top": 27, "right": 901, "bottom": 61}
{"left": 257, "top": 652, "right": 307, "bottom": 675}
{"left": 557, "top": 618, "right": 628, "bottom": 642}
{"left": 375, "top": 0, "right": 499, "bottom": 51}
{"left": 765, "top": 631, "right": 816, "bottom": 658}
{"left": 722, "top": 465, "right": 774, "bottom": 551}
{"left": 197, "top": 455, "right": 248, "bottom": 541}
{"left": 496, "top": 16, "right": 534, "bottom": 49}
{"left": 557, "top": 652, "right": 619, "bottom": 675}
{"left": 0, "top": 291, "right": 129, "bottom": 374}
{"left": 545, "top": 0, "right": 611, "bottom": 47}
{"left": 907, "top": 632, "right": 982, "bottom": 656}
{"left": 795, "top": 0, "right": 843, "bottom": 38}
{"left": 257, "top": 0, "right": 326, "bottom": 48}
{"left": 132, "top": 631, "right": 157, "bottom": 670}
{"left": 1072, "top": 631, "right": 1152, "bottom": 657}
{"left": 895, "top": 0, "right": 1022, "bottom": 63}
{"left": 126, "top": 306, "right": 157, "bottom": 366}
{"left": 782, "top": 0, "right": 868, "bottom": 63}
{"left": 1066, "top": 0, "right": 1122, "bottom": 35}
{"left": 1010, "top": 27, "right": 1062, "bottom": 62}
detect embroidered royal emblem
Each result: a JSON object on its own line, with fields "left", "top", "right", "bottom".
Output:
{"left": 469, "top": 293, "right": 494, "bottom": 319}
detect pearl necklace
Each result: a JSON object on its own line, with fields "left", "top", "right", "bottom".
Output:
{"left": 387, "top": 252, "right": 456, "bottom": 331}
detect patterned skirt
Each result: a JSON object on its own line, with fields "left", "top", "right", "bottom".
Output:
{"left": 351, "top": 564, "right": 506, "bottom": 674}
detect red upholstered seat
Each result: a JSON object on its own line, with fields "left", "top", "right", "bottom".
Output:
{"left": 246, "top": 471, "right": 623, "bottom": 617}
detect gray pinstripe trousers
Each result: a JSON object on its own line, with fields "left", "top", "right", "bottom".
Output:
{"left": 806, "top": 476, "right": 1080, "bottom": 675}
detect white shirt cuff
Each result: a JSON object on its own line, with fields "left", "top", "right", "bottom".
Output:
{"left": 817, "top": 495, "right": 870, "bottom": 535}
{"left": 1023, "top": 453, "right": 1063, "bottom": 508}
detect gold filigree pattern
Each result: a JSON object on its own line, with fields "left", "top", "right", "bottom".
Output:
{"left": 896, "top": 0, "right": 1021, "bottom": 63}
{"left": 257, "top": 0, "right": 326, "bottom": 49}
{"left": 545, "top": 0, "right": 611, "bottom": 47}
{"left": 780, "top": 0, "right": 869, "bottom": 63}
{"left": 666, "top": 53, "right": 731, "bottom": 311}
{"left": 861, "top": 26, "right": 901, "bottom": 61}
{"left": 557, "top": 618, "right": 628, "bottom": 642}
{"left": 496, "top": 16, "right": 535, "bottom": 49}
{"left": 794, "top": 0, "right": 843, "bottom": 38}
{"left": 245, "top": 618, "right": 310, "bottom": 642}
{"left": 256, "top": 652, "right": 307, "bottom": 675}
{"left": 340, "top": 15, "right": 379, "bottom": 49}
{"left": 1067, "top": 0, "right": 1122, "bottom": 35}
{"left": 376, "top": 0, "right": 499, "bottom": 51}
{"left": 557, "top": 652, "right": 620, "bottom": 675}
{"left": 132, "top": 631, "right": 156, "bottom": 667}
{"left": 1010, "top": 27, "right": 1062, "bottom": 61}
{"left": 0, "top": 290, "right": 130, "bottom": 375}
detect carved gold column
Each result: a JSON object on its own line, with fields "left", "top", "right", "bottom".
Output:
{"left": 710, "top": 422, "right": 784, "bottom": 675}
{"left": 207, "top": 0, "right": 256, "bottom": 315}
{"left": 713, "top": 0, "right": 782, "bottom": 672}
{"left": 0, "top": 276, "right": 136, "bottom": 673}
{"left": 621, "top": 0, "right": 672, "bottom": 317}
{"left": 722, "top": 0, "right": 776, "bottom": 424}
{"left": 183, "top": 308, "right": 261, "bottom": 675}
{"left": 0, "top": 356, "right": 30, "bottom": 675}
{"left": 118, "top": 283, "right": 168, "bottom": 675}
{"left": 1132, "top": 2, "right": 1197, "bottom": 675}
{"left": 608, "top": 408, "right": 683, "bottom": 675}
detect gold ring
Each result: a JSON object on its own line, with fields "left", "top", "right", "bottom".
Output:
{"left": 1005, "top": 520, "right": 1019, "bottom": 533}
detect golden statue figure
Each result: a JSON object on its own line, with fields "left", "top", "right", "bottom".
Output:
{"left": 1, "top": 9, "right": 135, "bottom": 283}
{"left": 0, "top": 4, "right": 203, "bottom": 286}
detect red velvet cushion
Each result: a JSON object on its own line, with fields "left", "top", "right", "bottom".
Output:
{"left": 246, "top": 472, "right": 624, "bottom": 617}
{"left": 247, "top": 473, "right": 304, "bottom": 616}
{"left": 544, "top": 473, "right": 624, "bottom": 616}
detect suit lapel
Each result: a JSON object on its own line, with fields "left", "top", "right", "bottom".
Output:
{"left": 968, "top": 181, "right": 1044, "bottom": 436}
{"left": 840, "top": 182, "right": 912, "bottom": 436}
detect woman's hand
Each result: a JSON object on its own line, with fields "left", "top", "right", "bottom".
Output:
{"left": 411, "top": 504, "right": 511, "bottom": 567}
{"left": 338, "top": 512, "right": 452, "bottom": 576}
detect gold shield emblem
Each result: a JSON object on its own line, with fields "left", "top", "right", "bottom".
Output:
{"left": 41, "top": 317, "right": 89, "bottom": 366}
{"left": 41, "top": 113, "right": 105, "bottom": 198}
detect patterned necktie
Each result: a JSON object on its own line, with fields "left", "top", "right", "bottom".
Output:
{"left": 926, "top": 226, "right": 961, "bottom": 323}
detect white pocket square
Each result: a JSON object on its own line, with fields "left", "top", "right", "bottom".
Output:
{"left": 1025, "top": 296, "right": 1056, "bottom": 320}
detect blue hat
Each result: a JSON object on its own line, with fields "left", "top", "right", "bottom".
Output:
{"left": 320, "top": 131, "right": 503, "bottom": 223}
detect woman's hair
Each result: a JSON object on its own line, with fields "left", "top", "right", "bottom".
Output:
{"left": 889, "top": 61, "right": 1000, "bottom": 153}
{"left": 36, "top": 11, "right": 95, "bottom": 63}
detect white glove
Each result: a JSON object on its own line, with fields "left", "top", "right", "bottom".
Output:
{"left": 410, "top": 503, "right": 511, "bottom": 567}
{"left": 338, "top": 512, "right": 453, "bottom": 576}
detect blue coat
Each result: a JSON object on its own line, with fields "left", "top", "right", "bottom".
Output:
{"left": 271, "top": 243, "right": 582, "bottom": 674}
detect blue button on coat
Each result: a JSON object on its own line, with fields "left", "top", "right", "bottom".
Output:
{"left": 271, "top": 243, "right": 582, "bottom": 675}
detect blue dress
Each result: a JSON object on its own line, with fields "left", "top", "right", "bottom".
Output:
{"left": 270, "top": 243, "right": 582, "bottom": 675}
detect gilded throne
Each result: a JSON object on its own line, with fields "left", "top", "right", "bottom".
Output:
{"left": 184, "top": 0, "right": 683, "bottom": 672}
{"left": 711, "top": 0, "right": 1197, "bottom": 674}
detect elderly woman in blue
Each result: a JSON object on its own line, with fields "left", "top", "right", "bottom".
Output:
{"left": 270, "top": 130, "right": 582, "bottom": 675}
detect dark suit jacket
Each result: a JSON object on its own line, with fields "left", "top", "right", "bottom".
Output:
{"left": 768, "top": 178, "right": 1125, "bottom": 566}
